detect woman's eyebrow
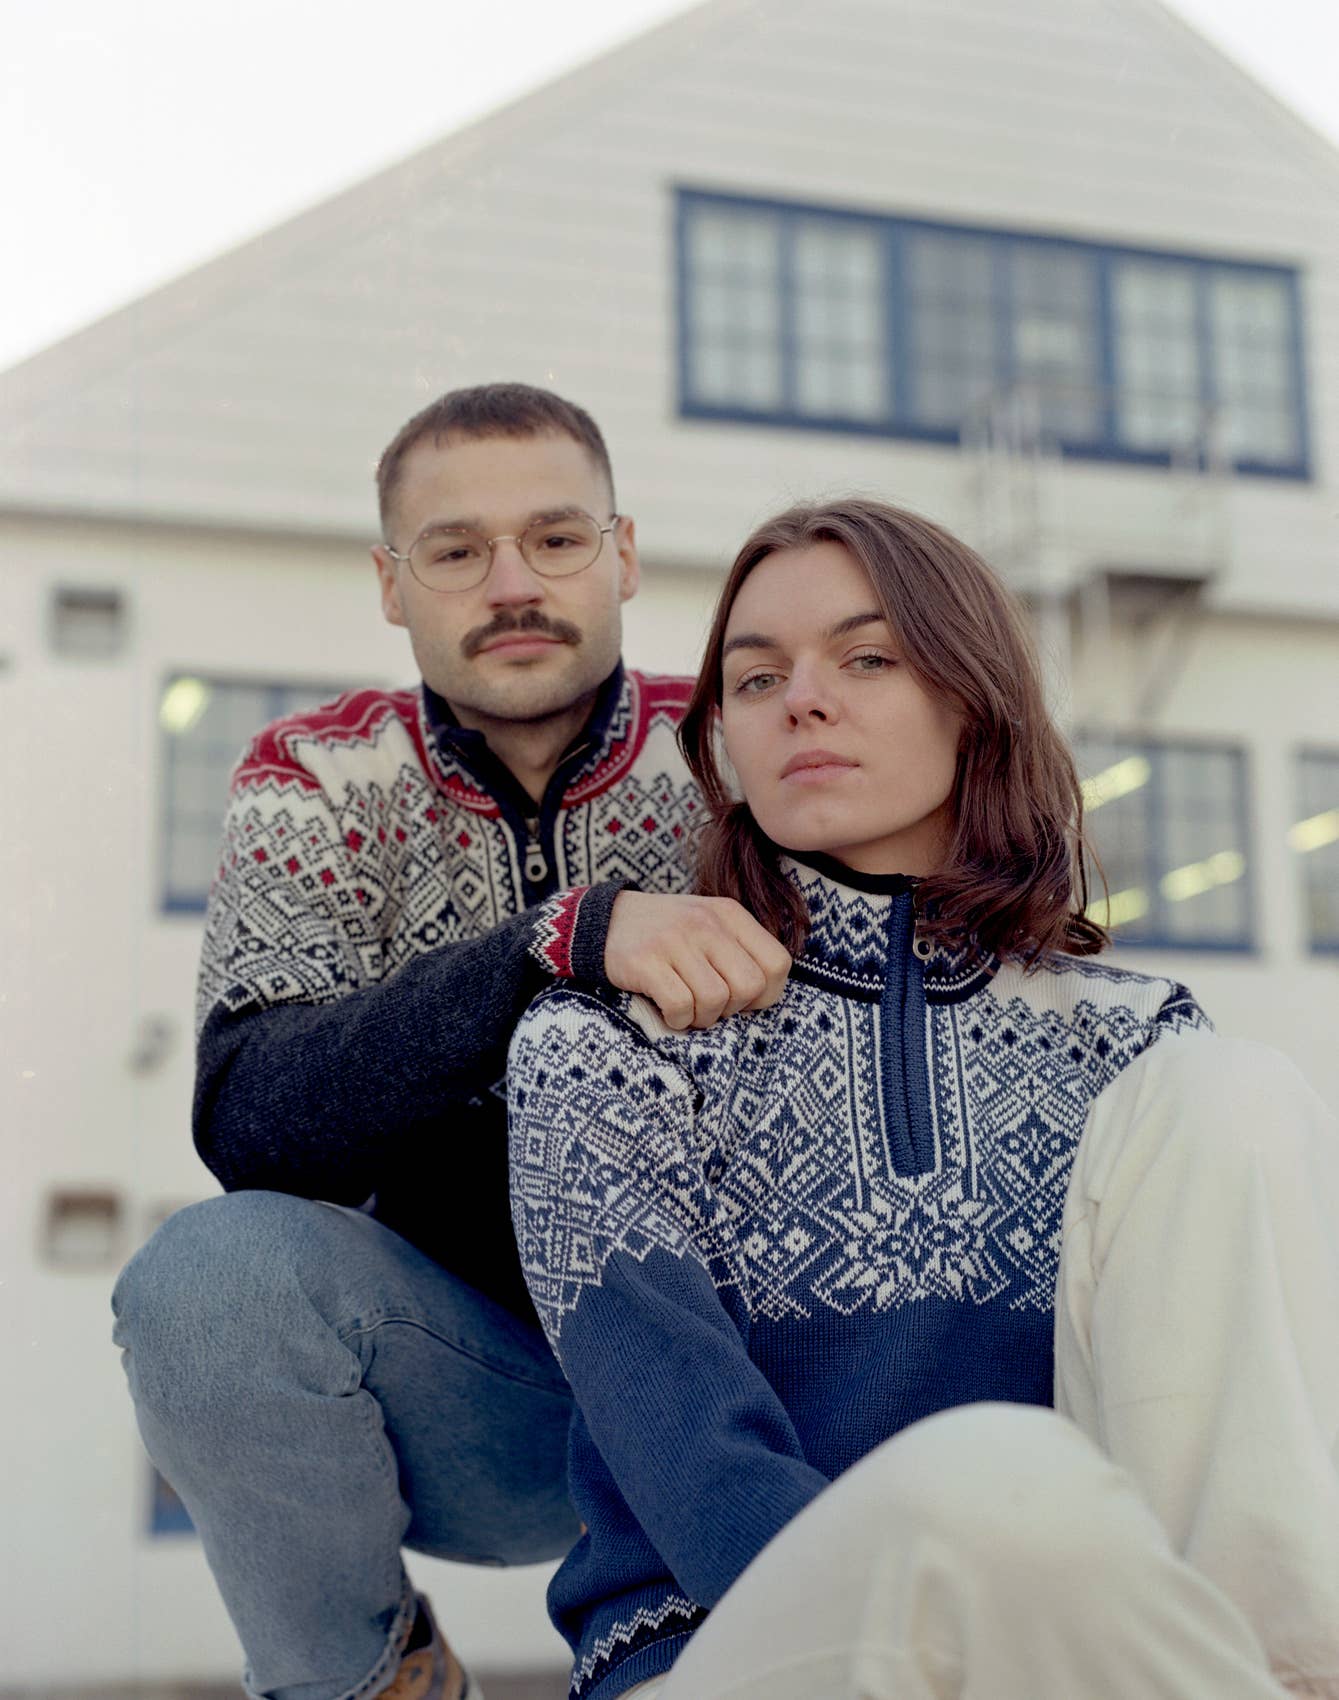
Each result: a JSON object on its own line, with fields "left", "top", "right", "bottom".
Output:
{"left": 722, "top": 611, "right": 887, "bottom": 660}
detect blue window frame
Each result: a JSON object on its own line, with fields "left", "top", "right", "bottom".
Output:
{"left": 159, "top": 674, "right": 350, "bottom": 915}
{"left": 1074, "top": 735, "right": 1255, "bottom": 952}
{"left": 675, "top": 188, "right": 1310, "bottom": 478}
{"left": 1293, "top": 750, "right": 1339, "bottom": 955}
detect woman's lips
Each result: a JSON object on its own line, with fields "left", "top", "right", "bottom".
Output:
{"left": 780, "top": 759, "right": 858, "bottom": 784}
{"left": 778, "top": 754, "right": 863, "bottom": 785}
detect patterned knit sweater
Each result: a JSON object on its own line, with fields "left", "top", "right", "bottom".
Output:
{"left": 193, "top": 662, "right": 699, "bottom": 1315}
{"left": 507, "top": 854, "right": 1212, "bottom": 1700}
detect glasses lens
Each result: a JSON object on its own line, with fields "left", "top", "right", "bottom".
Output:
{"left": 521, "top": 513, "right": 603, "bottom": 577}
{"left": 409, "top": 529, "right": 491, "bottom": 590}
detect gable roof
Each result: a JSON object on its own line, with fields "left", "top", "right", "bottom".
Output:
{"left": 2, "top": 0, "right": 1334, "bottom": 539}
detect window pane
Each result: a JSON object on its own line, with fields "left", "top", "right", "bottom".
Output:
{"left": 1076, "top": 737, "right": 1251, "bottom": 948}
{"left": 1076, "top": 738, "right": 1156, "bottom": 942}
{"left": 1294, "top": 753, "right": 1339, "bottom": 951}
{"left": 1010, "top": 245, "right": 1101, "bottom": 442}
{"left": 1112, "top": 260, "right": 1202, "bottom": 453}
{"left": 50, "top": 586, "right": 127, "bottom": 659}
{"left": 690, "top": 338, "right": 782, "bottom": 410}
{"left": 161, "top": 677, "right": 348, "bottom": 912}
{"left": 1155, "top": 746, "right": 1251, "bottom": 946}
{"left": 684, "top": 206, "right": 783, "bottom": 411}
{"left": 905, "top": 232, "right": 998, "bottom": 429}
{"left": 792, "top": 218, "right": 887, "bottom": 422}
{"left": 1209, "top": 272, "right": 1300, "bottom": 465}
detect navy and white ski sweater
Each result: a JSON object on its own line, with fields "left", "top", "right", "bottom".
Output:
{"left": 507, "top": 853, "right": 1213, "bottom": 1700}
{"left": 193, "top": 662, "right": 699, "bottom": 1317}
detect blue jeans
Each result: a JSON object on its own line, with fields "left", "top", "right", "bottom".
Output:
{"left": 111, "top": 1191, "right": 579, "bottom": 1700}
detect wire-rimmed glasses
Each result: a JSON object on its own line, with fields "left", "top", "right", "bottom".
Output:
{"left": 385, "top": 509, "right": 619, "bottom": 593}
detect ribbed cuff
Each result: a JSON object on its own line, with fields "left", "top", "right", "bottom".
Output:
{"left": 528, "top": 880, "right": 638, "bottom": 982}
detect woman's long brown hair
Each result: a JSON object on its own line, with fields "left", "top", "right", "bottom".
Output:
{"left": 677, "top": 498, "right": 1108, "bottom": 967}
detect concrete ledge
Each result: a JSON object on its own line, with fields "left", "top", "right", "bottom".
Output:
{"left": 0, "top": 1676, "right": 568, "bottom": 1700}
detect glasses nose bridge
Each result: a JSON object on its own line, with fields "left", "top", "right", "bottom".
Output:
{"left": 483, "top": 528, "right": 542, "bottom": 593}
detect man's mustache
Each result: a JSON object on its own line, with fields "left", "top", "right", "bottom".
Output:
{"left": 462, "top": 609, "right": 583, "bottom": 659}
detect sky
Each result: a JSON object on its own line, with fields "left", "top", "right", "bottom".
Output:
{"left": 1, "top": 0, "right": 1335, "bottom": 377}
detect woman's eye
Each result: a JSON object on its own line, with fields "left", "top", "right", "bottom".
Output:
{"left": 735, "top": 672, "right": 779, "bottom": 694}
{"left": 849, "top": 652, "right": 892, "bottom": 671}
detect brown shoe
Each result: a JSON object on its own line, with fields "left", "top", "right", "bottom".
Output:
{"left": 378, "top": 1595, "right": 480, "bottom": 1700}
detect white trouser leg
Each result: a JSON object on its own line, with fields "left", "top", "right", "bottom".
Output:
{"left": 1056, "top": 1032, "right": 1339, "bottom": 1695}
{"left": 653, "top": 1402, "right": 1287, "bottom": 1700}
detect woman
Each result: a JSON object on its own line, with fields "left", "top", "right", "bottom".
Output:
{"left": 507, "top": 499, "right": 1339, "bottom": 1700}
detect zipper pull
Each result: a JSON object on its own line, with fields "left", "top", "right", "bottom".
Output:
{"left": 523, "top": 817, "right": 548, "bottom": 884}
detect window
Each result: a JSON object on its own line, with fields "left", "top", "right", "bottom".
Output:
{"left": 159, "top": 675, "right": 349, "bottom": 914}
{"left": 1293, "top": 751, "right": 1339, "bottom": 954}
{"left": 50, "top": 585, "right": 128, "bottom": 658}
{"left": 682, "top": 204, "right": 783, "bottom": 411}
{"left": 1210, "top": 271, "right": 1302, "bottom": 467}
{"left": 904, "top": 229, "right": 997, "bottom": 430}
{"left": 792, "top": 215, "right": 889, "bottom": 422}
{"left": 1011, "top": 243, "right": 1102, "bottom": 444}
{"left": 1075, "top": 736, "right": 1254, "bottom": 950}
{"left": 1111, "top": 259, "right": 1202, "bottom": 453}
{"left": 149, "top": 1466, "right": 195, "bottom": 1536}
{"left": 676, "top": 189, "right": 1309, "bottom": 478}
{"left": 42, "top": 1188, "right": 123, "bottom": 1270}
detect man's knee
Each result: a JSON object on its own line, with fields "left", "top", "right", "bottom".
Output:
{"left": 112, "top": 1191, "right": 336, "bottom": 1415}
{"left": 114, "top": 1191, "right": 310, "bottom": 1325}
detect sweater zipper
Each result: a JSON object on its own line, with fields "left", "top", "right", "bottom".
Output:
{"left": 522, "top": 816, "right": 548, "bottom": 885}
{"left": 880, "top": 891, "right": 936, "bottom": 1177}
{"left": 526, "top": 738, "right": 594, "bottom": 891}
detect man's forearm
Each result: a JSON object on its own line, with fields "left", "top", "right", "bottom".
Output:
{"left": 194, "top": 883, "right": 629, "bottom": 1198}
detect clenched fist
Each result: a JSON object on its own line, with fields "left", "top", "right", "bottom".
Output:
{"left": 604, "top": 891, "right": 792, "bottom": 1031}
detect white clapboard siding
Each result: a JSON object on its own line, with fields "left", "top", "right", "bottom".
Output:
{"left": 1, "top": 0, "right": 1336, "bottom": 612}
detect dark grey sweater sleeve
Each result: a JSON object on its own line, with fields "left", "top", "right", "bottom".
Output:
{"left": 194, "top": 879, "right": 630, "bottom": 1202}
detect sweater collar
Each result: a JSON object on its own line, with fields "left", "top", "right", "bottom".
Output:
{"left": 781, "top": 853, "right": 997, "bottom": 1005}
{"left": 419, "top": 661, "right": 629, "bottom": 808}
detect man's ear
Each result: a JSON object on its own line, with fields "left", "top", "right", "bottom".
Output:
{"left": 372, "top": 546, "right": 407, "bottom": 628}
{"left": 615, "top": 515, "right": 641, "bottom": 604}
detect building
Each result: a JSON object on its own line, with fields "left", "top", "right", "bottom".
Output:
{"left": 2, "top": 0, "right": 1336, "bottom": 1687}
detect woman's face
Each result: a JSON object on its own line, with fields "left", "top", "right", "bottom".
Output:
{"left": 719, "top": 541, "right": 963, "bottom": 878}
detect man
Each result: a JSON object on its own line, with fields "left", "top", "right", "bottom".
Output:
{"left": 112, "top": 384, "right": 791, "bottom": 1700}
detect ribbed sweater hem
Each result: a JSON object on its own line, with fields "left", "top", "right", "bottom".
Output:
{"left": 574, "top": 1631, "right": 694, "bottom": 1700}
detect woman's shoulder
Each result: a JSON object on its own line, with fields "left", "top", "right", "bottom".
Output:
{"left": 989, "top": 951, "right": 1212, "bottom": 1038}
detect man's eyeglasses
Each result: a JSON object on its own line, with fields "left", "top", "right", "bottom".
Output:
{"left": 385, "top": 510, "right": 619, "bottom": 594}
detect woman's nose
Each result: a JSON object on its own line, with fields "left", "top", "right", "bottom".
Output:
{"left": 783, "top": 668, "right": 835, "bottom": 723}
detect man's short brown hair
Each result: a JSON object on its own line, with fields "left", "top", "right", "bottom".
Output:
{"left": 376, "top": 383, "right": 617, "bottom": 538}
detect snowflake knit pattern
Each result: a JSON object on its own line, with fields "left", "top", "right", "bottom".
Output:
{"left": 507, "top": 857, "right": 1212, "bottom": 1700}
{"left": 198, "top": 666, "right": 699, "bottom": 1035}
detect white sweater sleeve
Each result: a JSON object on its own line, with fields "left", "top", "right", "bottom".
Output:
{"left": 1055, "top": 1027, "right": 1339, "bottom": 1691}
